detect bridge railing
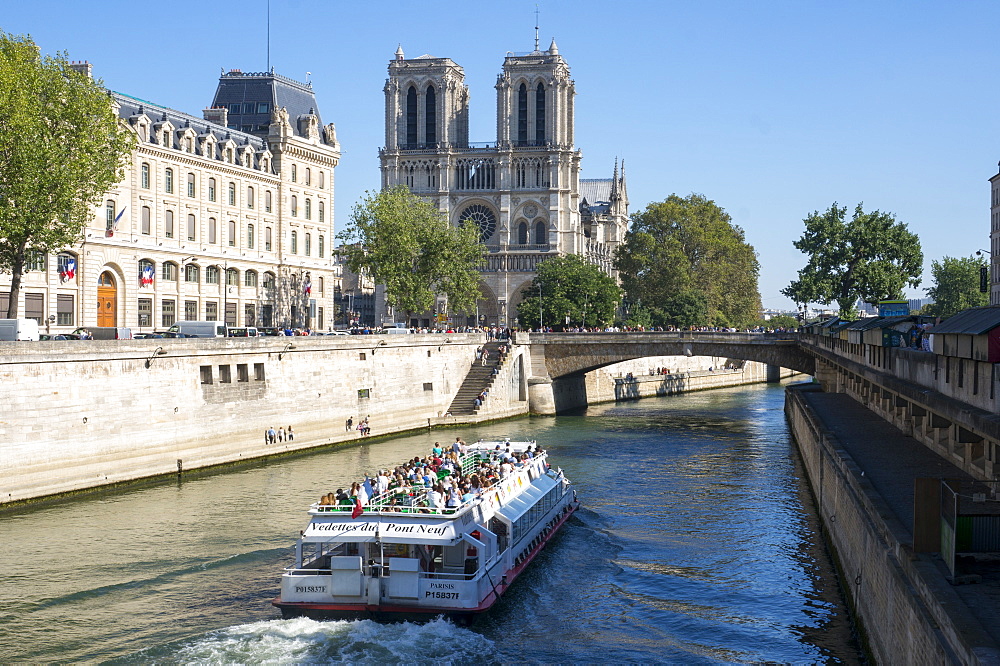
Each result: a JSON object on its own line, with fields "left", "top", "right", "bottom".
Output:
{"left": 515, "top": 331, "right": 800, "bottom": 344}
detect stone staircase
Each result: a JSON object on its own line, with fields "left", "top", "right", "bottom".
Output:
{"left": 447, "top": 341, "right": 504, "bottom": 416}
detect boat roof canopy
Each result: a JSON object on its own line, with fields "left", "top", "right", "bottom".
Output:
{"left": 496, "top": 473, "right": 559, "bottom": 525}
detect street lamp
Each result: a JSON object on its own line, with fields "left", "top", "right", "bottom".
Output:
{"left": 538, "top": 281, "right": 543, "bottom": 331}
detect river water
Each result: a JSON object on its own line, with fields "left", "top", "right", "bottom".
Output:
{"left": 0, "top": 382, "right": 861, "bottom": 664}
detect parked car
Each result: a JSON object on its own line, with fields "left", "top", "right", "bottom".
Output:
{"left": 257, "top": 327, "right": 283, "bottom": 336}
{"left": 133, "top": 332, "right": 164, "bottom": 339}
{"left": 39, "top": 333, "right": 83, "bottom": 341}
{"left": 227, "top": 327, "right": 259, "bottom": 337}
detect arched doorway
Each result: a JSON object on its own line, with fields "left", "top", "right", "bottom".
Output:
{"left": 97, "top": 271, "right": 117, "bottom": 327}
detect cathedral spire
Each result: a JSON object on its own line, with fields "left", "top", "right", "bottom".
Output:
{"left": 534, "top": 5, "right": 540, "bottom": 52}
{"left": 611, "top": 157, "right": 619, "bottom": 201}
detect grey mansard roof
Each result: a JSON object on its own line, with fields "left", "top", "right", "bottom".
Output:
{"left": 211, "top": 69, "right": 323, "bottom": 139}
{"left": 113, "top": 91, "right": 268, "bottom": 153}
{"left": 579, "top": 178, "right": 613, "bottom": 214}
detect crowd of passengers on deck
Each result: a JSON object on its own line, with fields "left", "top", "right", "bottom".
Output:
{"left": 316, "top": 439, "right": 545, "bottom": 514}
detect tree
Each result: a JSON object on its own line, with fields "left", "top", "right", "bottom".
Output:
{"left": 516, "top": 254, "right": 621, "bottom": 329}
{"left": 614, "top": 193, "right": 761, "bottom": 327}
{"left": 782, "top": 202, "right": 922, "bottom": 318}
{"left": 337, "top": 186, "right": 485, "bottom": 320}
{"left": 0, "top": 32, "right": 134, "bottom": 317}
{"left": 923, "top": 255, "right": 988, "bottom": 319}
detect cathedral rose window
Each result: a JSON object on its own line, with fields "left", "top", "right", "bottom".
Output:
{"left": 459, "top": 204, "right": 497, "bottom": 242}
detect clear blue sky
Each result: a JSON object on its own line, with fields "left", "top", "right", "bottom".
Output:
{"left": 4, "top": 1, "right": 997, "bottom": 310}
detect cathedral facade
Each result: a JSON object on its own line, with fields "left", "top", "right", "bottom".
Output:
{"left": 379, "top": 41, "right": 627, "bottom": 327}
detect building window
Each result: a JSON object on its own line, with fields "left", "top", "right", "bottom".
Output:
{"left": 245, "top": 303, "right": 256, "bottom": 326}
{"left": 265, "top": 227, "right": 272, "bottom": 251}
{"left": 318, "top": 234, "right": 324, "bottom": 258}
{"left": 318, "top": 276, "right": 324, "bottom": 295}
{"left": 141, "top": 163, "right": 150, "bottom": 189}
{"left": 291, "top": 195, "right": 298, "bottom": 217}
{"left": 200, "top": 365, "right": 213, "bottom": 385}
{"left": 406, "top": 85, "right": 417, "bottom": 146}
{"left": 318, "top": 170, "right": 325, "bottom": 189}
{"left": 247, "top": 186, "right": 254, "bottom": 209}
{"left": 245, "top": 270, "right": 258, "bottom": 287}
{"left": 237, "top": 364, "right": 249, "bottom": 382}
{"left": 305, "top": 167, "right": 311, "bottom": 186}
{"left": 291, "top": 231, "right": 298, "bottom": 254}
{"left": 141, "top": 206, "right": 151, "bottom": 235}
{"left": 247, "top": 224, "right": 255, "bottom": 249}
{"left": 165, "top": 168, "right": 173, "bottom": 193}
{"left": 305, "top": 233, "right": 311, "bottom": 256}
{"left": 187, "top": 214, "right": 196, "bottom": 241}
{"left": 209, "top": 217, "right": 217, "bottom": 244}
{"left": 25, "top": 250, "right": 46, "bottom": 272}
{"left": 205, "top": 301, "right": 218, "bottom": 320}
{"left": 165, "top": 210, "right": 174, "bottom": 238}
{"left": 263, "top": 272, "right": 275, "bottom": 290}
{"left": 226, "top": 268, "right": 238, "bottom": 287}
{"left": 535, "top": 82, "right": 546, "bottom": 143}
{"left": 228, "top": 220, "right": 236, "bottom": 247}
{"left": 305, "top": 198, "right": 311, "bottom": 220}
{"left": 318, "top": 201, "right": 324, "bottom": 224}
{"left": 138, "top": 298, "right": 152, "bottom": 327}
{"left": 105, "top": 201, "right": 115, "bottom": 231}
{"left": 535, "top": 220, "right": 546, "bottom": 244}
{"left": 228, "top": 182, "right": 236, "bottom": 206}
{"left": 265, "top": 190, "right": 272, "bottom": 212}
{"left": 56, "top": 294, "right": 74, "bottom": 327}
{"left": 254, "top": 362, "right": 265, "bottom": 380}
{"left": 517, "top": 83, "right": 528, "bottom": 145}
{"left": 185, "top": 264, "right": 199, "bottom": 282}
{"left": 162, "top": 299, "right": 176, "bottom": 327}
{"left": 291, "top": 164, "right": 297, "bottom": 182}
{"left": 426, "top": 84, "right": 436, "bottom": 144}
{"left": 185, "top": 300, "right": 198, "bottom": 321}
{"left": 206, "top": 266, "right": 219, "bottom": 284}
{"left": 219, "top": 365, "right": 232, "bottom": 383}
{"left": 187, "top": 173, "right": 195, "bottom": 197}
{"left": 162, "top": 262, "right": 177, "bottom": 281}
{"left": 139, "top": 259, "right": 154, "bottom": 286}
{"left": 518, "top": 221, "right": 528, "bottom": 244}
{"left": 208, "top": 178, "right": 216, "bottom": 202}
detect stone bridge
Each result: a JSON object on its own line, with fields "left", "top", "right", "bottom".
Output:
{"left": 514, "top": 331, "right": 815, "bottom": 413}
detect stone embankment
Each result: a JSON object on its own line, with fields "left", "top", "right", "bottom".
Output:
{"left": 1, "top": 335, "right": 789, "bottom": 506}
{"left": 786, "top": 384, "right": 1000, "bottom": 664}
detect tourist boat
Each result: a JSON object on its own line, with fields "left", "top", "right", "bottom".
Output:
{"left": 272, "top": 439, "right": 578, "bottom": 622}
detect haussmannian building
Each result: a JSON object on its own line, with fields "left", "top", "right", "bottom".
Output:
{"left": 379, "top": 40, "right": 628, "bottom": 328}
{"left": 0, "top": 63, "right": 341, "bottom": 333}
{"left": 989, "top": 164, "right": 1000, "bottom": 305}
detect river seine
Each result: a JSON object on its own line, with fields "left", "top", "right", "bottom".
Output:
{"left": 0, "top": 381, "right": 862, "bottom": 663}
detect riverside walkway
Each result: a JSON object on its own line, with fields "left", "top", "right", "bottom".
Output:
{"left": 799, "top": 387, "right": 1000, "bottom": 659}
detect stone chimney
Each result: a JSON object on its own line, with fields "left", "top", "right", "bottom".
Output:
{"left": 203, "top": 106, "right": 228, "bottom": 127}
{"left": 69, "top": 61, "right": 93, "bottom": 79}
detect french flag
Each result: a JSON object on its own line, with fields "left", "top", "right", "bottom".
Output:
{"left": 61, "top": 258, "right": 76, "bottom": 282}
{"left": 140, "top": 264, "right": 154, "bottom": 286}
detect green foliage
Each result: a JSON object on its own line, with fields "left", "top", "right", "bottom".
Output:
{"left": 923, "top": 255, "right": 988, "bottom": 319}
{"left": 782, "top": 202, "right": 922, "bottom": 319}
{"left": 661, "top": 289, "right": 708, "bottom": 328}
{"left": 748, "top": 315, "right": 800, "bottom": 330}
{"left": 337, "top": 186, "right": 485, "bottom": 317}
{"left": 614, "top": 193, "right": 762, "bottom": 328}
{"left": 623, "top": 303, "right": 653, "bottom": 329}
{"left": 0, "top": 31, "right": 134, "bottom": 317}
{"left": 516, "top": 254, "right": 621, "bottom": 329}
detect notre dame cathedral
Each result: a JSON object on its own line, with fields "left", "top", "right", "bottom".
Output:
{"left": 379, "top": 39, "right": 628, "bottom": 327}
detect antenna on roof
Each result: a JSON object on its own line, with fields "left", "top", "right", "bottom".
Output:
{"left": 266, "top": 0, "right": 271, "bottom": 71}
{"left": 534, "top": 4, "right": 540, "bottom": 52}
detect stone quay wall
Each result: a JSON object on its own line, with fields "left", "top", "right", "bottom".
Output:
{"left": 0, "top": 334, "right": 485, "bottom": 505}
{"left": 1, "top": 336, "right": 799, "bottom": 506}
{"left": 785, "top": 385, "right": 978, "bottom": 664}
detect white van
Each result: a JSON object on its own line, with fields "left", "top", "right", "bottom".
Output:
{"left": 0, "top": 318, "right": 40, "bottom": 341}
{"left": 167, "top": 321, "right": 228, "bottom": 338}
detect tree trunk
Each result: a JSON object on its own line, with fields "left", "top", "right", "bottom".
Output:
{"left": 5, "top": 244, "right": 26, "bottom": 319}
